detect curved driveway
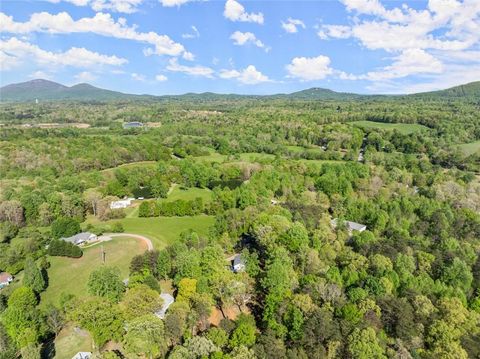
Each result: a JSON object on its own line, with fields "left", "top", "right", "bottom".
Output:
{"left": 97, "top": 233, "right": 154, "bottom": 251}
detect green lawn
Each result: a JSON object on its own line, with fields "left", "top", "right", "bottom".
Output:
{"left": 86, "top": 215, "right": 214, "bottom": 249}
{"left": 54, "top": 325, "right": 93, "bottom": 359}
{"left": 457, "top": 141, "right": 480, "bottom": 156}
{"left": 351, "top": 121, "right": 428, "bottom": 134}
{"left": 159, "top": 185, "right": 213, "bottom": 203}
{"left": 41, "top": 236, "right": 145, "bottom": 307}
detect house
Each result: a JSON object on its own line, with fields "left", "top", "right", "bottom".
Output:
{"left": 123, "top": 121, "right": 144, "bottom": 129}
{"left": 72, "top": 352, "right": 92, "bottom": 359}
{"left": 61, "top": 232, "right": 97, "bottom": 245}
{"left": 232, "top": 254, "right": 246, "bottom": 273}
{"left": 155, "top": 293, "right": 175, "bottom": 319}
{"left": 331, "top": 219, "right": 367, "bottom": 235}
{"left": 0, "top": 272, "right": 13, "bottom": 289}
{"left": 110, "top": 197, "right": 134, "bottom": 209}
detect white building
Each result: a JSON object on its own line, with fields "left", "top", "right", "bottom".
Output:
{"left": 110, "top": 197, "right": 135, "bottom": 209}
{"left": 72, "top": 352, "right": 91, "bottom": 359}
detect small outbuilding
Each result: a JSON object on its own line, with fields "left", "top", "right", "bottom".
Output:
{"left": 155, "top": 293, "right": 175, "bottom": 319}
{"left": 61, "top": 232, "right": 97, "bottom": 246}
{"left": 0, "top": 272, "right": 13, "bottom": 289}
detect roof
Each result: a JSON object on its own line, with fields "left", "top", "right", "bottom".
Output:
{"left": 61, "top": 232, "right": 95, "bottom": 243}
{"left": 123, "top": 121, "right": 143, "bottom": 128}
{"left": 155, "top": 293, "right": 175, "bottom": 319}
{"left": 72, "top": 352, "right": 92, "bottom": 359}
{"left": 233, "top": 254, "right": 245, "bottom": 267}
{"left": 331, "top": 219, "right": 366, "bottom": 232}
{"left": 0, "top": 272, "right": 12, "bottom": 282}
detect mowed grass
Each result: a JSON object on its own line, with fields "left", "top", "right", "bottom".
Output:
{"left": 160, "top": 185, "right": 213, "bottom": 203}
{"left": 457, "top": 140, "right": 480, "bottom": 156}
{"left": 351, "top": 121, "right": 428, "bottom": 134}
{"left": 54, "top": 325, "right": 92, "bottom": 359}
{"left": 86, "top": 215, "right": 215, "bottom": 250}
{"left": 41, "top": 236, "right": 146, "bottom": 307}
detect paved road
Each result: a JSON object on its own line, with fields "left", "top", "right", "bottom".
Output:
{"left": 97, "top": 233, "right": 154, "bottom": 251}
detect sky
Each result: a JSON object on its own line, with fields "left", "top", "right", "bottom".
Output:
{"left": 0, "top": 0, "right": 479, "bottom": 95}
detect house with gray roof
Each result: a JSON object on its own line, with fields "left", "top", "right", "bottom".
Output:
{"left": 123, "top": 121, "right": 143, "bottom": 129}
{"left": 155, "top": 293, "right": 175, "bottom": 319}
{"left": 61, "top": 232, "right": 97, "bottom": 246}
{"left": 331, "top": 219, "right": 367, "bottom": 235}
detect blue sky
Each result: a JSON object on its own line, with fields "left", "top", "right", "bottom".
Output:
{"left": 1, "top": 0, "right": 479, "bottom": 94}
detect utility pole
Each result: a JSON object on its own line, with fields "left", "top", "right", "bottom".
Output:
{"left": 101, "top": 245, "right": 105, "bottom": 264}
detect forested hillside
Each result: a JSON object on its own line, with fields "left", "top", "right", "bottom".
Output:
{"left": 0, "top": 90, "right": 479, "bottom": 359}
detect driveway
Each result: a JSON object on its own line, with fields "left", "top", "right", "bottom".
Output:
{"left": 97, "top": 233, "right": 154, "bottom": 251}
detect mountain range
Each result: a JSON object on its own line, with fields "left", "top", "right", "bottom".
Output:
{"left": 1, "top": 79, "right": 479, "bottom": 103}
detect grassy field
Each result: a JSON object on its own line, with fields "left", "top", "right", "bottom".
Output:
{"left": 159, "top": 185, "right": 213, "bottom": 203}
{"left": 54, "top": 325, "right": 92, "bottom": 359}
{"left": 41, "top": 236, "right": 146, "bottom": 307}
{"left": 351, "top": 121, "right": 428, "bottom": 134}
{"left": 86, "top": 215, "right": 214, "bottom": 249}
{"left": 457, "top": 141, "right": 480, "bottom": 156}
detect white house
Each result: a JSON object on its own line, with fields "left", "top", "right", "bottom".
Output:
{"left": 110, "top": 197, "right": 135, "bottom": 210}
{"left": 331, "top": 219, "right": 367, "bottom": 235}
{"left": 61, "top": 232, "right": 97, "bottom": 245}
{"left": 155, "top": 293, "right": 175, "bottom": 319}
{"left": 0, "top": 272, "right": 13, "bottom": 289}
{"left": 72, "top": 352, "right": 91, "bottom": 359}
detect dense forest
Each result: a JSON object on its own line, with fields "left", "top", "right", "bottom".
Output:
{"left": 0, "top": 91, "right": 480, "bottom": 359}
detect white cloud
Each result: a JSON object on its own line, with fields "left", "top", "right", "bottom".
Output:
{"left": 29, "top": 70, "right": 54, "bottom": 80}
{"left": 131, "top": 72, "right": 146, "bottom": 81}
{"left": 363, "top": 49, "right": 443, "bottom": 81}
{"left": 75, "top": 71, "right": 97, "bottom": 82}
{"left": 230, "top": 31, "right": 264, "bottom": 48}
{"left": 281, "top": 18, "right": 305, "bottom": 33}
{"left": 182, "top": 25, "right": 200, "bottom": 39}
{"left": 286, "top": 55, "right": 334, "bottom": 81}
{"left": 0, "top": 12, "right": 189, "bottom": 58}
{"left": 219, "top": 65, "right": 270, "bottom": 84}
{"left": 182, "top": 51, "right": 195, "bottom": 61}
{"left": 155, "top": 74, "right": 168, "bottom": 81}
{"left": 47, "top": 0, "right": 144, "bottom": 13}
{"left": 160, "top": 0, "right": 188, "bottom": 6}
{"left": 166, "top": 58, "right": 214, "bottom": 78}
{"left": 0, "top": 37, "right": 127, "bottom": 71}
{"left": 224, "top": 0, "right": 264, "bottom": 24}
{"left": 317, "top": 25, "right": 352, "bottom": 40}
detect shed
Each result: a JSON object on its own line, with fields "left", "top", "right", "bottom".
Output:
{"left": 232, "top": 254, "right": 246, "bottom": 273}
{"left": 331, "top": 219, "right": 367, "bottom": 235}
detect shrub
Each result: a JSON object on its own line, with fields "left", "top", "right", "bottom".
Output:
{"left": 47, "top": 239, "right": 83, "bottom": 258}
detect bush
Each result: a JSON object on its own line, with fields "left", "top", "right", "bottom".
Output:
{"left": 47, "top": 239, "right": 83, "bottom": 258}
{"left": 111, "top": 222, "right": 124, "bottom": 233}
{"left": 51, "top": 217, "right": 81, "bottom": 239}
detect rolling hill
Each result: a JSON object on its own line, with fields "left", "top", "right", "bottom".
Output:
{"left": 0, "top": 79, "right": 150, "bottom": 102}
{"left": 1, "top": 79, "right": 479, "bottom": 103}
